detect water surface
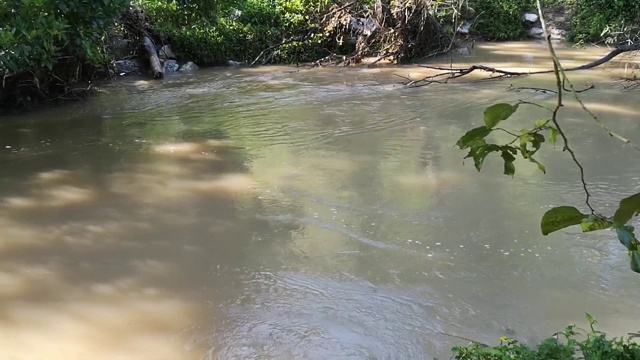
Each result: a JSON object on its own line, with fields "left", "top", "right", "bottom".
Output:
{"left": 0, "top": 41, "right": 639, "bottom": 359}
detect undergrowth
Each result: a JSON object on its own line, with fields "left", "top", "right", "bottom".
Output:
{"left": 445, "top": 314, "right": 640, "bottom": 360}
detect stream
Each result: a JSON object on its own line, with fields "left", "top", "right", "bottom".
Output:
{"left": 0, "top": 41, "right": 639, "bottom": 359}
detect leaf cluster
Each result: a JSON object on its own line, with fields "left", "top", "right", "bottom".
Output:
{"left": 447, "top": 314, "right": 640, "bottom": 360}
{"left": 456, "top": 103, "right": 557, "bottom": 177}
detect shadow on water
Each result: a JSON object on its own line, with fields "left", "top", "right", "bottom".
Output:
{"left": 0, "top": 41, "right": 639, "bottom": 359}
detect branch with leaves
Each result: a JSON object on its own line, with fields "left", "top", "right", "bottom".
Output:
{"left": 454, "top": 1, "right": 640, "bottom": 274}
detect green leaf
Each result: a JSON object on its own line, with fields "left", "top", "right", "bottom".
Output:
{"left": 535, "top": 119, "right": 547, "bottom": 128}
{"left": 528, "top": 157, "right": 546, "bottom": 174}
{"left": 548, "top": 127, "right": 558, "bottom": 146}
{"left": 581, "top": 216, "right": 612, "bottom": 233}
{"left": 541, "top": 206, "right": 588, "bottom": 235}
{"left": 501, "top": 150, "right": 516, "bottom": 177}
{"left": 616, "top": 225, "right": 636, "bottom": 250}
{"left": 465, "top": 144, "right": 500, "bottom": 171}
{"left": 585, "top": 313, "right": 597, "bottom": 332}
{"left": 484, "top": 103, "right": 519, "bottom": 129}
{"left": 613, "top": 192, "right": 640, "bottom": 227}
{"left": 631, "top": 250, "right": 640, "bottom": 273}
{"left": 530, "top": 133, "right": 545, "bottom": 153}
{"left": 456, "top": 126, "right": 492, "bottom": 149}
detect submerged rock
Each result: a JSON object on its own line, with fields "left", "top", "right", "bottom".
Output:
{"left": 179, "top": 61, "right": 200, "bottom": 72}
{"left": 164, "top": 59, "right": 179, "bottom": 73}
{"left": 228, "top": 60, "right": 243, "bottom": 66}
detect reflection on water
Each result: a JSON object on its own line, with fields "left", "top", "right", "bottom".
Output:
{"left": 0, "top": 42, "right": 639, "bottom": 359}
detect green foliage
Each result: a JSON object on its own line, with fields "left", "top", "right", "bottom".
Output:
{"left": 569, "top": 0, "right": 640, "bottom": 43}
{"left": 613, "top": 193, "right": 640, "bottom": 227}
{"left": 449, "top": 314, "right": 640, "bottom": 360}
{"left": 468, "top": 0, "right": 533, "bottom": 40}
{"left": 0, "top": 0, "right": 128, "bottom": 75}
{"left": 456, "top": 103, "right": 551, "bottom": 177}
{"left": 484, "top": 103, "right": 519, "bottom": 128}
{"left": 134, "top": 0, "right": 233, "bottom": 26}
{"left": 148, "top": 0, "right": 330, "bottom": 64}
{"left": 458, "top": 99, "right": 640, "bottom": 274}
{"left": 538, "top": 192, "right": 640, "bottom": 273}
{"left": 540, "top": 206, "right": 587, "bottom": 235}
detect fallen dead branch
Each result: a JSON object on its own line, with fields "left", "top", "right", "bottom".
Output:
{"left": 405, "top": 42, "right": 640, "bottom": 87}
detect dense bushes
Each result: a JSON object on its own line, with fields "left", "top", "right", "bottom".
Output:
{"left": 468, "top": 0, "right": 533, "bottom": 41}
{"left": 0, "top": 0, "right": 128, "bottom": 108}
{"left": 149, "top": 0, "right": 332, "bottom": 64}
{"left": 569, "top": 0, "right": 640, "bottom": 44}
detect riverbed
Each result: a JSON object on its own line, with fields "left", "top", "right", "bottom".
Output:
{"left": 0, "top": 41, "right": 638, "bottom": 359}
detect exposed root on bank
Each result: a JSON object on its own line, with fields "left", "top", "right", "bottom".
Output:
{"left": 404, "top": 42, "right": 640, "bottom": 87}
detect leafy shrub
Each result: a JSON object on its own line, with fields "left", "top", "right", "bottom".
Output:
{"left": 569, "top": 0, "right": 640, "bottom": 44}
{"left": 468, "top": 0, "right": 533, "bottom": 40}
{"left": 0, "top": 0, "right": 128, "bottom": 107}
{"left": 448, "top": 314, "right": 640, "bottom": 360}
{"left": 134, "top": 0, "right": 234, "bottom": 26}
{"left": 0, "top": 0, "right": 128, "bottom": 74}
{"left": 151, "top": 0, "right": 331, "bottom": 64}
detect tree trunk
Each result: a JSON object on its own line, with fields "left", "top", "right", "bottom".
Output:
{"left": 143, "top": 36, "right": 164, "bottom": 79}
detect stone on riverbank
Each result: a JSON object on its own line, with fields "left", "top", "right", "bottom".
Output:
{"left": 179, "top": 62, "right": 200, "bottom": 72}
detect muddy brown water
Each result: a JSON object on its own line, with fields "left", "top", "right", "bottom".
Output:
{"left": 0, "top": 41, "right": 639, "bottom": 359}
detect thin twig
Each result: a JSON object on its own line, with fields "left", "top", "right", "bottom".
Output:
{"left": 517, "top": 100, "right": 554, "bottom": 112}
{"left": 561, "top": 73, "right": 640, "bottom": 151}
{"left": 507, "top": 85, "right": 557, "bottom": 94}
{"left": 537, "top": 0, "right": 595, "bottom": 214}
{"left": 495, "top": 127, "right": 520, "bottom": 137}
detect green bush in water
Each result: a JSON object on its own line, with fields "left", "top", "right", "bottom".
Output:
{"left": 569, "top": 0, "right": 640, "bottom": 44}
{"left": 469, "top": 0, "right": 533, "bottom": 41}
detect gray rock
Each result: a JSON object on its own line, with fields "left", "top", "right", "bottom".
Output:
{"left": 179, "top": 61, "right": 200, "bottom": 72}
{"left": 350, "top": 17, "right": 378, "bottom": 36}
{"left": 164, "top": 59, "right": 179, "bottom": 73}
{"left": 113, "top": 59, "right": 141, "bottom": 75}
{"left": 227, "top": 60, "right": 243, "bottom": 66}
{"left": 457, "top": 21, "right": 473, "bottom": 35}
{"left": 529, "top": 27, "right": 545, "bottom": 37}
{"left": 524, "top": 13, "right": 539, "bottom": 22}
{"left": 159, "top": 45, "right": 176, "bottom": 59}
